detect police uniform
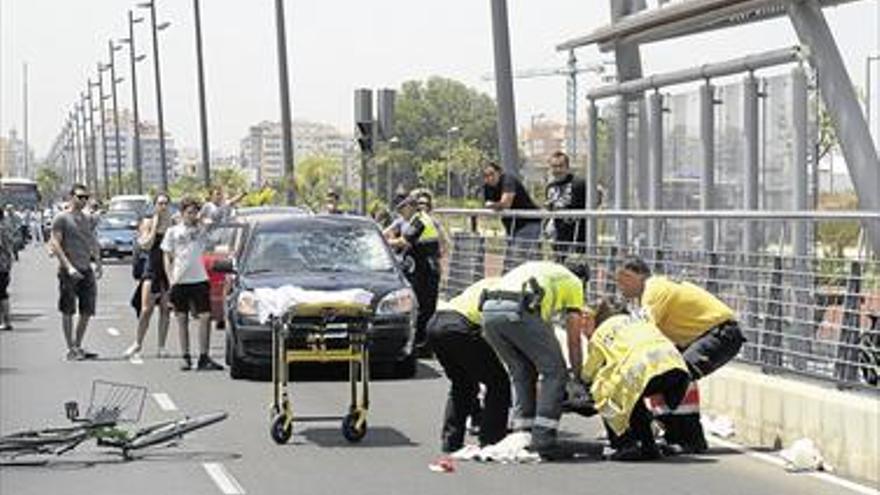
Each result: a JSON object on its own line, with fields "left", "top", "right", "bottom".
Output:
{"left": 402, "top": 209, "right": 441, "bottom": 348}
{"left": 427, "top": 278, "right": 510, "bottom": 453}
{"left": 480, "top": 261, "right": 585, "bottom": 451}
{"left": 581, "top": 314, "right": 690, "bottom": 458}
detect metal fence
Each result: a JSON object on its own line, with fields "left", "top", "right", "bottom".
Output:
{"left": 434, "top": 208, "right": 880, "bottom": 391}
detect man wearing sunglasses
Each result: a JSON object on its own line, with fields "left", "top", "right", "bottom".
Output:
{"left": 49, "top": 184, "right": 102, "bottom": 361}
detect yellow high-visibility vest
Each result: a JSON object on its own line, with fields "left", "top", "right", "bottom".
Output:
{"left": 581, "top": 314, "right": 689, "bottom": 435}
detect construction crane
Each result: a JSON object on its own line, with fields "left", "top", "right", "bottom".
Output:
{"left": 482, "top": 50, "right": 611, "bottom": 163}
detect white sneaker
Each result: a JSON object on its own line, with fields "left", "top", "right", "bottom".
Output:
{"left": 123, "top": 342, "right": 142, "bottom": 358}
{"left": 129, "top": 352, "right": 144, "bottom": 364}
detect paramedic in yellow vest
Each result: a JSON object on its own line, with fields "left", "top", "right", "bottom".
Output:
{"left": 426, "top": 277, "right": 510, "bottom": 454}
{"left": 616, "top": 256, "right": 746, "bottom": 379}
{"left": 480, "top": 256, "right": 591, "bottom": 459}
{"left": 389, "top": 195, "right": 441, "bottom": 354}
{"left": 581, "top": 299, "right": 691, "bottom": 461}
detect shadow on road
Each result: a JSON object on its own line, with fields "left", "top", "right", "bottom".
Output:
{"left": 299, "top": 426, "right": 418, "bottom": 448}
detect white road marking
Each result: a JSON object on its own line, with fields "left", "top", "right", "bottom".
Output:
{"left": 708, "top": 435, "right": 879, "bottom": 495}
{"left": 203, "top": 463, "right": 245, "bottom": 495}
{"left": 106, "top": 327, "right": 121, "bottom": 337}
{"left": 151, "top": 393, "right": 178, "bottom": 412}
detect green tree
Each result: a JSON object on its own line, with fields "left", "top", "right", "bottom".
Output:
{"left": 211, "top": 167, "right": 248, "bottom": 195}
{"left": 393, "top": 77, "right": 498, "bottom": 197}
{"left": 295, "top": 155, "right": 344, "bottom": 212}
{"left": 35, "top": 167, "right": 63, "bottom": 205}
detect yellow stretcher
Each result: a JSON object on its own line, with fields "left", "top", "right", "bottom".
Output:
{"left": 268, "top": 301, "right": 373, "bottom": 444}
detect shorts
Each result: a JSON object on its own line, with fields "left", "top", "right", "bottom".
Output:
{"left": 169, "top": 281, "right": 210, "bottom": 315}
{"left": 0, "top": 271, "right": 9, "bottom": 300}
{"left": 58, "top": 269, "right": 97, "bottom": 316}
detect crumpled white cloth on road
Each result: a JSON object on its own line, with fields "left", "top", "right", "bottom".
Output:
{"left": 702, "top": 414, "right": 736, "bottom": 438}
{"left": 780, "top": 438, "right": 826, "bottom": 472}
{"left": 450, "top": 432, "right": 541, "bottom": 464}
{"left": 252, "top": 285, "right": 373, "bottom": 323}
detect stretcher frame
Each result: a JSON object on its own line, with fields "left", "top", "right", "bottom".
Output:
{"left": 268, "top": 301, "right": 373, "bottom": 444}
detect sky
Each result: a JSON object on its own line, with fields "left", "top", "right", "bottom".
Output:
{"left": 1, "top": 0, "right": 878, "bottom": 159}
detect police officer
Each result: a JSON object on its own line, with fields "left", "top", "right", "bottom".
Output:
{"left": 480, "top": 256, "right": 591, "bottom": 459}
{"left": 581, "top": 299, "right": 691, "bottom": 461}
{"left": 427, "top": 277, "right": 510, "bottom": 454}
{"left": 388, "top": 195, "right": 441, "bottom": 354}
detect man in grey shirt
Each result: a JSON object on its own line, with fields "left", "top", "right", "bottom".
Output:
{"left": 49, "top": 184, "right": 102, "bottom": 361}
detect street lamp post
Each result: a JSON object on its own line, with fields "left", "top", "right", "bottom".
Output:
{"left": 108, "top": 40, "right": 125, "bottom": 195}
{"left": 387, "top": 136, "right": 399, "bottom": 205}
{"left": 139, "top": 0, "right": 170, "bottom": 191}
{"left": 96, "top": 64, "right": 111, "bottom": 199}
{"left": 84, "top": 84, "right": 98, "bottom": 192}
{"left": 122, "top": 10, "right": 146, "bottom": 194}
{"left": 193, "top": 0, "right": 211, "bottom": 187}
{"left": 73, "top": 104, "right": 84, "bottom": 184}
{"left": 273, "top": 0, "right": 295, "bottom": 206}
{"left": 445, "top": 126, "right": 459, "bottom": 199}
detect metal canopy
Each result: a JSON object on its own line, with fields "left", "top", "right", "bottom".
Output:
{"left": 557, "top": 0, "right": 860, "bottom": 51}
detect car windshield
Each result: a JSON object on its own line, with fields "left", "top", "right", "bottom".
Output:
{"left": 99, "top": 215, "right": 137, "bottom": 230}
{"left": 243, "top": 225, "right": 393, "bottom": 274}
{"left": 109, "top": 199, "right": 148, "bottom": 212}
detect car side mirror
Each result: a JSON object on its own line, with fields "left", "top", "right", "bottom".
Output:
{"left": 213, "top": 258, "right": 236, "bottom": 274}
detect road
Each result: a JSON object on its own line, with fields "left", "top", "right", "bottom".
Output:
{"left": 0, "top": 247, "right": 874, "bottom": 495}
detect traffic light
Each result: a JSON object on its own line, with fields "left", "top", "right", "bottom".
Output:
{"left": 354, "top": 89, "right": 373, "bottom": 155}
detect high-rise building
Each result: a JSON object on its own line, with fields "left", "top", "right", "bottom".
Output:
{"left": 0, "top": 130, "right": 34, "bottom": 179}
{"left": 239, "top": 120, "right": 354, "bottom": 185}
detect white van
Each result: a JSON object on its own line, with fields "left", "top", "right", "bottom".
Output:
{"left": 109, "top": 195, "right": 151, "bottom": 215}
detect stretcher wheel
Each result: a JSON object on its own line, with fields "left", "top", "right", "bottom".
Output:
{"left": 270, "top": 414, "right": 292, "bottom": 445}
{"left": 341, "top": 412, "right": 367, "bottom": 443}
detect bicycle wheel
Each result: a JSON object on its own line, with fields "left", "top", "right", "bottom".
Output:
{"left": 0, "top": 426, "right": 88, "bottom": 456}
{"left": 125, "top": 412, "right": 228, "bottom": 451}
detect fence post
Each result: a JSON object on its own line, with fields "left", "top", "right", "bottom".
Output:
{"left": 604, "top": 245, "right": 618, "bottom": 297}
{"left": 707, "top": 251, "right": 719, "bottom": 295}
{"left": 761, "top": 255, "right": 784, "bottom": 369}
{"left": 834, "top": 260, "right": 863, "bottom": 384}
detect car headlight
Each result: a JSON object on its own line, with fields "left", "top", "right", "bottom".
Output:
{"left": 376, "top": 288, "right": 415, "bottom": 315}
{"left": 236, "top": 290, "right": 257, "bottom": 316}
{"left": 99, "top": 237, "right": 113, "bottom": 248}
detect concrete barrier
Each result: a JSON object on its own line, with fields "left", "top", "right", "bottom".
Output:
{"left": 700, "top": 363, "right": 880, "bottom": 483}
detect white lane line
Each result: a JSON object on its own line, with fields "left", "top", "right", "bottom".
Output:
{"left": 106, "top": 327, "right": 121, "bottom": 337}
{"left": 151, "top": 393, "right": 178, "bottom": 412}
{"left": 203, "top": 463, "right": 245, "bottom": 495}
{"left": 708, "top": 435, "right": 879, "bottom": 495}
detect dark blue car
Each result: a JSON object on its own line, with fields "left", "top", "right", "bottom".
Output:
{"left": 97, "top": 212, "right": 139, "bottom": 259}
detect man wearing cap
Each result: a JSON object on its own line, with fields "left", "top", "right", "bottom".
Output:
{"left": 480, "top": 256, "right": 591, "bottom": 458}
{"left": 427, "top": 277, "right": 510, "bottom": 454}
{"left": 388, "top": 195, "right": 441, "bottom": 354}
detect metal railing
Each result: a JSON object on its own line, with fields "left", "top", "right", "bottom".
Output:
{"left": 434, "top": 208, "right": 880, "bottom": 391}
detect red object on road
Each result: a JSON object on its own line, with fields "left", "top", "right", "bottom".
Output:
{"left": 428, "top": 456, "right": 456, "bottom": 473}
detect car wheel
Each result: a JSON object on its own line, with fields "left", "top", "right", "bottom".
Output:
{"left": 224, "top": 331, "right": 233, "bottom": 366}
{"left": 229, "top": 354, "right": 250, "bottom": 380}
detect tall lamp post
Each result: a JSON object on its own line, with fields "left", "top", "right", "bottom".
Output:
{"left": 273, "top": 0, "right": 295, "bottom": 205}
{"left": 193, "top": 0, "right": 211, "bottom": 187}
{"left": 121, "top": 10, "right": 147, "bottom": 194}
{"left": 445, "top": 126, "right": 459, "bottom": 199}
{"left": 73, "top": 105, "right": 84, "bottom": 184}
{"left": 138, "top": 0, "right": 171, "bottom": 191}
{"left": 108, "top": 41, "right": 125, "bottom": 195}
{"left": 95, "top": 65, "right": 111, "bottom": 199}
{"left": 84, "top": 85, "right": 98, "bottom": 192}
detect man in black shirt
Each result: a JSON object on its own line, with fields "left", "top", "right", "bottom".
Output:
{"left": 544, "top": 151, "right": 586, "bottom": 260}
{"left": 482, "top": 161, "right": 541, "bottom": 272}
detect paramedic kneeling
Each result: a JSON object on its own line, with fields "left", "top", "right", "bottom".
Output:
{"left": 480, "top": 257, "right": 591, "bottom": 459}
{"left": 581, "top": 299, "right": 691, "bottom": 461}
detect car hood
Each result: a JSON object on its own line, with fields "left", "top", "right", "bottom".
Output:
{"left": 97, "top": 228, "right": 135, "bottom": 240}
{"left": 238, "top": 270, "right": 408, "bottom": 304}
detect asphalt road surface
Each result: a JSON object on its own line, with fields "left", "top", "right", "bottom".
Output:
{"left": 1, "top": 247, "right": 875, "bottom": 495}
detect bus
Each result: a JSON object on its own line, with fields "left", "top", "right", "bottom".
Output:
{"left": 0, "top": 178, "right": 41, "bottom": 210}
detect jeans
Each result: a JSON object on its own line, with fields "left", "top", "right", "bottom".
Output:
{"left": 427, "top": 311, "right": 510, "bottom": 452}
{"left": 481, "top": 299, "right": 566, "bottom": 445}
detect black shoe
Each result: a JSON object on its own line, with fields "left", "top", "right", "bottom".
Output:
{"left": 197, "top": 355, "right": 224, "bottom": 371}
{"left": 610, "top": 444, "right": 662, "bottom": 461}
{"left": 180, "top": 354, "right": 192, "bottom": 371}
{"left": 78, "top": 349, "right": 98, "bottom": 360}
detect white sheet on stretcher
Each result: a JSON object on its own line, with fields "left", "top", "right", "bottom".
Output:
{"left": 252, "top": 285, "right": 374, "bottom": 324}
